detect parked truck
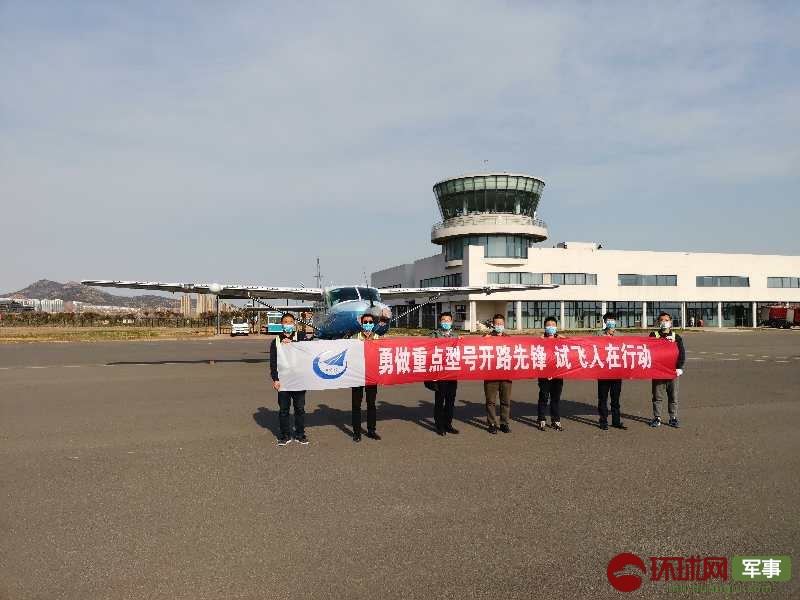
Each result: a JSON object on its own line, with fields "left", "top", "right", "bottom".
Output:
{"left": 760, "top": 305, "right": 800, "bottom": 328}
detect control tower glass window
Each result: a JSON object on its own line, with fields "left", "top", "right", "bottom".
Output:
{"left": 434, "top": 174, "right": 544, "bottom": 219}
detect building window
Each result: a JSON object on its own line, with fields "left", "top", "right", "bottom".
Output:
{"left": 606, "top": 301, "right": 643, "bottom": 329}
{"left": 444, "top": 238, "right": 465, "bottom": 261}
{"left": 685, "top": 302, "right": 718, "bottom": 327}
{"left": 390, "top": 303, "right": 416, "bottom": 328}
{"left": 618, "top": 274, "right": 677, "bottom": 286}
{"left": 647, "top": 302, "right": 683, "bottom": 328}
{"left": 721, "top": 302, "right": 752, "bottom": 327}
{"left": 488, "top": 272, "right": 544, "bottom": 285}
{"left": 420, "top": 273, "right": 462, "bottom": 288}
{"left": 421, "top": 303, "right": 439, "bottom": 330}
{"left": 485, "top": 235, "right": 528, "bottom": 258}
{"left": 509, "top": 301, "right": 561, "bottom": 329}
{"left": 453, "top": 304, "right": 466, "bottom": 323}
{"left": 443, "top": 235, "right": 529, "bottom": 260}
{"left": 550, "top": 273, "right": 597, "bottom": 285}
{"left": 564, "top": 301, "right": 602, "bottom": 329}
{"left": 767, "top": 277, "right": 800, "bottom": 288}
{"left": 696, "top": 276, "right": 750, "bottom": 287}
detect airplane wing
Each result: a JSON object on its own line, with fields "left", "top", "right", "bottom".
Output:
{"left": 81, "top": 280, "right": 323, "bottom": 301}
{"left": 242, "top": 305, "right": 317, "bottom": 312}
{"left": 377, "top": 284, "right": 558, "bottom": 299}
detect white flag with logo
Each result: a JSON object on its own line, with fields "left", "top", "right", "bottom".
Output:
{"left": 276, "top": 339, "right": 366, "bottom": 391}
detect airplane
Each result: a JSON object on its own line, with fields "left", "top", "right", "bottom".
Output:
{"left": 80, "top": 280, "right": 558, "bottom": 338}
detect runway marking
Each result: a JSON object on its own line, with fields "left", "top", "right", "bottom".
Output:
{"left": 776, "top": 360, "right": 789, "bottom": 363}
{"left": 26, "top": 366, "right": 48, "bottom": 369}
{"left": 754, "top": 359, "right": 766, "bottom": 362}
{"left": 760, "top": 355, "right": 770, "bottom": 358}
{"left": 687, "top": 357, "right": 703, "bottom": 360}
{"left": 721, "top": 358, "right": 739, "bottom": 361}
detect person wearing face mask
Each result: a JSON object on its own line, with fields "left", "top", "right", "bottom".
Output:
{"left": 537, "top": 316, "right": 565, "bottom": 431}
{"left": 649, "top": 312, "right": 686, "bottom": 428}
{"left": 596, "top": 311, "right": 626, "bottom": 431}
{"left": 269, "top": 313, "right": 309, "bottom": 446}
{"left": 429, "top": 311, "right": 460, "bottom": 436}
{"left": 351, "top": 313, "right": 382, "bottom": 442}
{"left": 483, "top": 314, "right": 513, "bottom": 434}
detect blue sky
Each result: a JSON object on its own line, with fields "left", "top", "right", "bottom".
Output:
{"left": 1, "top": 1, "right": 798, "bottom": 292}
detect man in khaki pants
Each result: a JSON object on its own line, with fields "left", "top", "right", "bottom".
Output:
{"left": 484, "top": 314, "right": 512, "bottom": 434}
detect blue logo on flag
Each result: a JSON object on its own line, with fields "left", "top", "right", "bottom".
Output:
{"left": 312, "top": 349, "right": 348, "bottom": 379}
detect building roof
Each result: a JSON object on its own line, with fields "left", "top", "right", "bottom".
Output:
{"left": 432, "top": 172, "right": 545, "bottom": 187}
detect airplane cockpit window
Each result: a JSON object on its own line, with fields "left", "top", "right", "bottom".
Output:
{"left": 357, "top": 287, "right": 380, "bottom": 302}
{"left": 327, "top": 287, "right": 359, "bottom": 306}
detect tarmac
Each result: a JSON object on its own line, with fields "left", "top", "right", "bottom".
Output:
{"left": 1, "top": 330, "right": 798, "bottom": 599}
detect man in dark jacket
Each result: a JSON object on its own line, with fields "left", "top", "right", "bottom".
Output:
{"left": 649, "top": 311, "right": 686, "bottom": 428}
{"left": 269, "top": 313, "right": 308, "bottom": 446}
{"left": 429, "top": 311, "right": 460, "bottom": 436}
{"left": 537, "top": 315, "right": 564, "bottom": 431}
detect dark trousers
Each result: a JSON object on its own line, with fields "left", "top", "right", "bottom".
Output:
{"left": 352, "top": 385, "right": 377, "bottom": 434}
{"left": 277, "top": 390, "right": 306, "bottom": 437}
{"left": 597, "top": 379, "right": 623, "bottom": 425}
{"left": 537, "top": 378, "right": 563, "bottom": 422}
{"left": 434, "top": 380, "right": 458, "bottom": 430}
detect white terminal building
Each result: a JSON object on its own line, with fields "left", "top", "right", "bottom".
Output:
{"left": 371, "top": 173, "right": 800, "bottom": 331}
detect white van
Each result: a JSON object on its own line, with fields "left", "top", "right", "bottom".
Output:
{"left": 230, "top": 316, "right": 250, "bottom": 336}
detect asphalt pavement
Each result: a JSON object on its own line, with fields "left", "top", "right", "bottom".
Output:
{"left": 1, "top": 330, "right": 798, "bottom": 599}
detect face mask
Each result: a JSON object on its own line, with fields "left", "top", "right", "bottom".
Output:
{"left": 660, "top": 321, "right": 672, "bottom": 330}
{"left": 440, "top": 321, "right": 452, "bottom": 330}
{"left": 605, "top": 321, "right": 617, "bottom": 330}
{"left": 362, "top": 322, "right": 375, "bottom": 332}
{"left": 494, "top": 324, "right": 505, "bottom": 333}
{"left": 545, "top": 325, "right": 557, "bottom": 336}
{"left": 282, "top": 323, "right": 295, "bottom": 334}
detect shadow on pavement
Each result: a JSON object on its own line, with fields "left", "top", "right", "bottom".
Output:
{"left": 253, "top": 389, "right": 648, "bottom": 439}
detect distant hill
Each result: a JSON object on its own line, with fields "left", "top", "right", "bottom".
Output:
{"left": 2, "top": 279, "right": 179, "bottom": 310}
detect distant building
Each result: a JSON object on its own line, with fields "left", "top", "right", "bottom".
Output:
{"left": 0, "top": 298, "right": 33, "bottom": 313}
{"left": 197, "top": 294, "right": 216, "bottom": 315}
{"left": 70, "top": 301, "right": 135, "bottom": 314}
{"left": 180, "top": 294, "right": 193, "bottom": 317}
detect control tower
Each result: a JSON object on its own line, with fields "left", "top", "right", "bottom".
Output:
{"left": 430, "top": 173, "right": 549, "bottom": 263}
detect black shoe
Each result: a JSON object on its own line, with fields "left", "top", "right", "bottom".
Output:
{"left": 488, "top": 425, "right": 498, "bottom": 434}
{"left": 612, "top": 423, "right": 628, "bottom": 430}
{"left": 436, "top": 428, "right": 446, "bottom": 436}
{"left": 295, "top": 434, "right": 309, "bottom": 445}
{"left": 353, "top": 432, "right": 362, "bottom": 443}
{"left": 499, "top": 424, "right": 511, "bottom": 434}
{"left": 599, "top": 421, "right": 609, "bottom": 431}
{"left": 277, "top": 435, "right": 291, "bottom": 446}
{"left": 366, "top": 430, "right": 381, "bottom": 440}
{"left": 445, "top": 426, "right": 459, "bottom": 434}
{"left": 550, "top": 421, "right": 563, "bottom": 432}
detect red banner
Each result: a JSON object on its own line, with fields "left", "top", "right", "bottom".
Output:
{"left": 364, "top": 336, "right": 678, "bottom": 385}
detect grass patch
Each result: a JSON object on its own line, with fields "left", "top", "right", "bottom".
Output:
{"left": 0, "top": 327, "right": 216, "bottom": 344}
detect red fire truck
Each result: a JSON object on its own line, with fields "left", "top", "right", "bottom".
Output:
{"left": 760, "top": 305, "right": 800, "bottom": 328}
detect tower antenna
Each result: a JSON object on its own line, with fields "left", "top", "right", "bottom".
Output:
{"left": 314, "top": 257, "right": 323, "bottom": 289}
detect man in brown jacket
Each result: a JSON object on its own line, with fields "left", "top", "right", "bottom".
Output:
{"left": 484, "top": 314, "right": 512, "bottom": 434}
